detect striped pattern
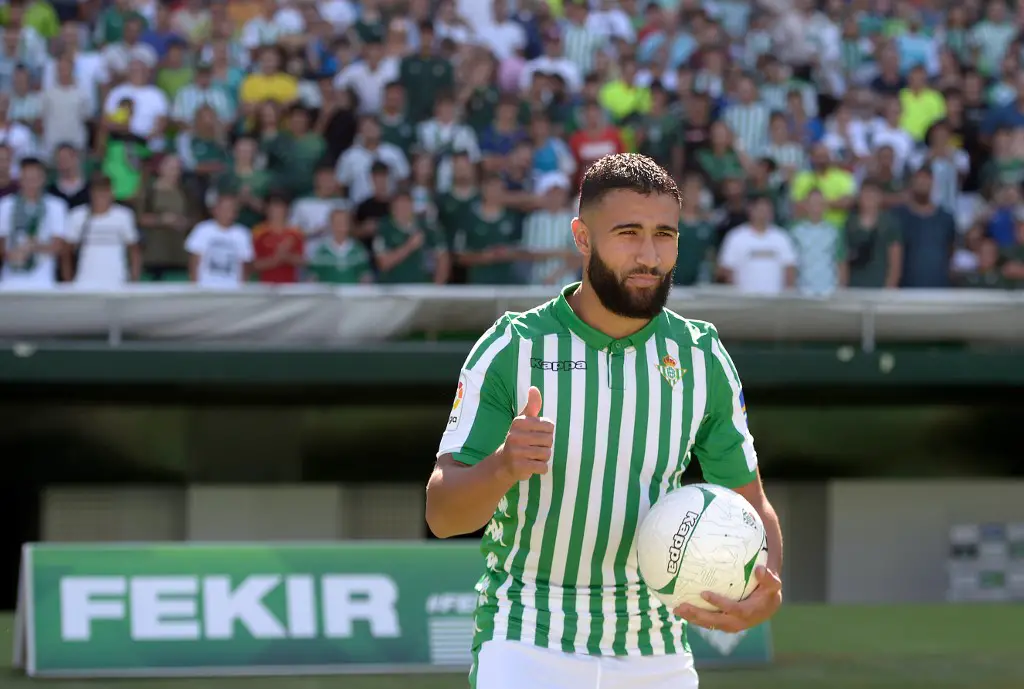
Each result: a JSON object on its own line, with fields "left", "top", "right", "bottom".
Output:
{"left": 8, "top": 93, "right": 43, "bottom": 125}
{"left": 968, "top": 22, "right": 1016, "bottom": 75}
{"left": 521, "top": 210, "right": 576, "bottom": 285}
{"left": 760, "top": 82, "right": 818, "bottom": 118}
{"left": 762, "top": 142, "right": 807, "bottom": 171}
{"left": 437, "top": 290, "right": 758, "bottom": 658}
{"left": 722, "top": 103, "right": 770, "bottom": 157}
{"left": 171, "top": 85, "right": 235, "bottom": 124}
{"left": 562, "top": 23, "right": 606, "bottom": 77}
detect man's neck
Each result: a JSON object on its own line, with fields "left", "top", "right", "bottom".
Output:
{"left": 20, "top": 192, "right": 41, "bottom": 203}
{"left": 566, "top": 282, "right": 652, "bottom": 342}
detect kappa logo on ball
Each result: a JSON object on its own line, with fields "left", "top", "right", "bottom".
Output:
{"left": 666, "top": 510, "right": 700, "bottom": 575}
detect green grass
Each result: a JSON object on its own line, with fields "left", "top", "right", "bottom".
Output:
{"left": 2, "top": 605, "right": 1021, "bottom": 688}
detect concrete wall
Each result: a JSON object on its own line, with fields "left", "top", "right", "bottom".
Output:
{"left": 39, "top": 480, "right": 1024, "bottom": 604}
{"left": 827, "top": 479, "right": 1024, "bottom": 603}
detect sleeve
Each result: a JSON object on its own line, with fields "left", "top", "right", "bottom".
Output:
{"left": 717, "top": 230, "right": 740, "bottom": 270}
{"left": 64, "top": 207, "right": 85, "bottom": 243}
{"left": 184, "top": 224, "right": 206, "bottom": 255}
{"left": 102, "top": 86, "right": 121, "bottom": 114}
{"left": 0, "top": 198, "right": 10, "bottom": 239}
{"left": 436, "top": 316, "right": 517, "bottom": 466}
{"left": 47, "top": 198, "right": 69, "bottom": 240}
{"left": 239, "top": 230, "right": 255, "bottom": 263}
{"left": 779, "top": 231, "right": 798, "bottom": 266}
{"left": 122, "top": 207, "right": 140, "bottom": 244}
{"left": 692, "top": 329, "right": 759, "bottom": 488}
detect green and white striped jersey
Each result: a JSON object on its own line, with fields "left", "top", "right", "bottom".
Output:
{"left": 437, "top": 283, "right": 758, "bottom": 658}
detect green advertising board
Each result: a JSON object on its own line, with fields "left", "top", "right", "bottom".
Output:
{"left": 13, "top": 542, "right": 771, "bottom": 678}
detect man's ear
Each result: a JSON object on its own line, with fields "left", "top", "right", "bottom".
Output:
{"left": 571, "top": 217, "right": 590, "bottom": 257}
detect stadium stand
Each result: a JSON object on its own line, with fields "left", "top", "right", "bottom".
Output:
{"left": 0, "top": 0, "right": 1023, "bottom": 294}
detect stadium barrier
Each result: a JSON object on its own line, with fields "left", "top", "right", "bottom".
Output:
{"left": 0, "top": 284, "right": 1022, "bottom": 349}
{"left": 13, "top": 542, "right": 772, "bottom": 679}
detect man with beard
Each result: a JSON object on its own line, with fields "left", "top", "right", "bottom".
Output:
{"left": 425, "top": 153, "right": 784, "bottom": 689}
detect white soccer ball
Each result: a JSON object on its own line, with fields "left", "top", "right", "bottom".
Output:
{"left": 636, "top": 483, "right": 768, "bottom": 612}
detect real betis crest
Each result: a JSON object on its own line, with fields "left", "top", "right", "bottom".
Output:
{"left": 656, "top": 354, "right": 686, "bottom": 387}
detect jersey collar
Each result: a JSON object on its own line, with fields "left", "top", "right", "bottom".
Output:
{"left": 553, "top": 282, "right": 663, "bottom": 353}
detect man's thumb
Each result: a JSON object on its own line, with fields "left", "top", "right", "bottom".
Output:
{"left": 522, "top": 386, "right": 543, "bottom": 417}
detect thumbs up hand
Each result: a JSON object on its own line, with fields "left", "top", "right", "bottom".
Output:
{"left": 495, "top": 386, "right": 555, "bottom": 483}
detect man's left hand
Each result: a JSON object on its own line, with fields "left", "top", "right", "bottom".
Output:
{"left": 673, "top": 566, "right": 783, "bottom": 633}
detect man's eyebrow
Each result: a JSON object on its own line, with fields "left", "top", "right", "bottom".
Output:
{"left": 610, "top": 223, "right": 679, "bottom": 232}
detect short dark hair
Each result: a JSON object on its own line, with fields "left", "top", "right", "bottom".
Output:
{"left": 578, "top": 154, "right": 681, "bottom": 212}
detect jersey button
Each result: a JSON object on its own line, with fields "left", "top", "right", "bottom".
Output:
{"left": 612, "top": 342, "right": 623, "bottom": 351}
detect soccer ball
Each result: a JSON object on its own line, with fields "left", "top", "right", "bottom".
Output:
{"left": 635, "top": 483, "right": 768, "bottom": 612}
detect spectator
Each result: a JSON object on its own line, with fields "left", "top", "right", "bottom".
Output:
{"left": 102, "top": 58, "right": 169, "bottom": 150}
{"left": 47, "top": 144, "right": 90, "bottom": 209}
{"left": 790, "top": 143, "right": 857, "bottom": 229}
{"left": 136, "top": 153, "right": 194, "bottom": 281}
{"left": 416, "top": 91, "right": 481, "bottom": 192}
{"left": 454, "top": 174, "right": 520, "bottom": 285}
{"left": 0, "top": 157, "right": 67, "bottom": 289}
{"left": 289, "top": 166, "right": 347, "bottom": 244}
{"left": 265, "top": 105, "right": 327, "bottom": 199}
{"left": 373, "top": 188, "right": 450, "bottom": 284}
{"left": 0, "top": 94, "right": 37, "bottom": 180}
{"left": 8, "top": 65, "right": 42, "bottom": 136}
{"left": 722, "top": 75, "right": 770, "bottom": 158}
{"left": 252, "top": 193, "right": 304, "bottom": 284}
{"left": 899, "top": 64, "right": 946, "bottom": 142}
{"left": 674, "top": 173, "right": 717, "bottom": 287}
{"left": 336, "top": 115, "right": 409, "bottom": 205}
{"left": 186, "top": 194, "right": 254, "bottom": 289}
{"left": 892, "top": 165, "right": 957, "bottom": 288}
{"left": 520, "top": 172, "right": 578, "bottom": 286}
{"left": 39, "top": 52, "right": 91, "bottom": 159}
{"left": 717, "top": 195, "right": 797, "bottom": 295}
{"left": 307, "top": 208, "right": 373, "bottom": 284}
{"left": 334, "top": 35, "right": 397, "bottom": 115}
{"left": 239, "top": 46, "right": 298, "bottom": 109}
{"left": 61, "top": 174, "right": 141, "bottom": 288}
{"left": 844, "top": 180, "right": 903, "bottom": 289}
{"left": 790, "top": 189, "right": 846, "bottom": 297}
{"left": 959, "top": 238, "right": 1009, "bottom": 289}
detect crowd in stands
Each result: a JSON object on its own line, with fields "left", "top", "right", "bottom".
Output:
{"left": 1, "top": 0, "right": 1024, "bottom": 295}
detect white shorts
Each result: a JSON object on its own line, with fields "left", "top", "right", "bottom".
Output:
{"left": 471, "top": 639, "right": 699, "bottom": 689}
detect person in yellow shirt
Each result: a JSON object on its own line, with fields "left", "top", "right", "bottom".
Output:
{"left": 598, "top": 58, "right": 652, "bottom": 124}
{"left": 239, "top": 46, "right": 298, "bottom": 110}
{"left": 899, "top": 65, "right": 946, "bottom": 142}
{"left": 790, "top": 143, "right": 857, "bottom": 228}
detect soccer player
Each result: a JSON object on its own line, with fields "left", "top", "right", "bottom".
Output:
{"left": 426, "top": 153, "right": 783, "bottom": 689}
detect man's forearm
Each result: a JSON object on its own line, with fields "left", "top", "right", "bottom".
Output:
{"left": 758, "top": 499, "right": 784, "bottom": 575}
{"left": 426, "top": 453, "right": 518, "bottom": 539}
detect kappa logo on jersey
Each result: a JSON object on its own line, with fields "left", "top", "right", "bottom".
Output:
{"left": 447, "top": 375, "right": 467, "bottom": 430}
{"left": 531, "top": 358, "right": 586, "bottom": 372}
{"left": 656, "top": 354, "right": 687, "bottom": 387}
{"left": 739, "top": 390, "right": 747, "bottom": 418}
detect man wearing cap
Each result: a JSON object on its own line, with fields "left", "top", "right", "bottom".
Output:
{"left": 521, "top": 172, "right": 579, "bottom": 285}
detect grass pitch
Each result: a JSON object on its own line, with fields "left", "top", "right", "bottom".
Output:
{"left": 2, "top": 605, "right": 1021, "bottom": 688}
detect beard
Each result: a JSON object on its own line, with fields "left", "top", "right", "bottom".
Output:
{"left": 587, "top": 244, "right": 673, "bottom": 320}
